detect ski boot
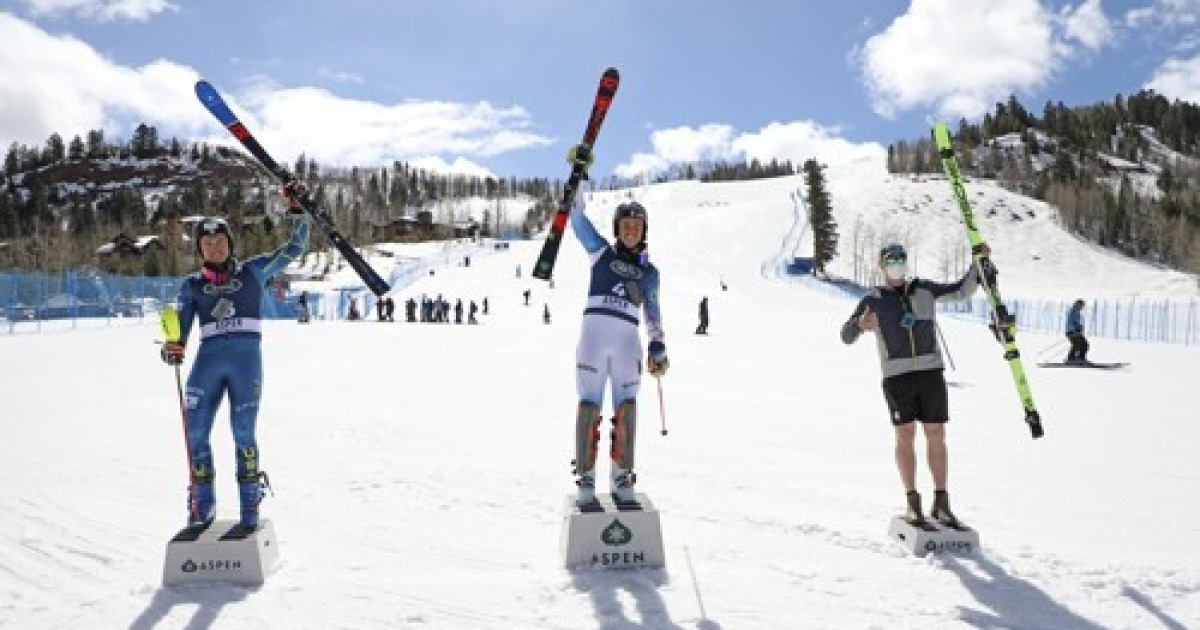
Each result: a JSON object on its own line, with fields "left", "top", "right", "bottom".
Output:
{"left": 222, "top": 471, "right": 270, "bottom": 540}
{"left": 904, "top": 490, "right": 925, "bottom": 526}
{"left": 575, "top": 472, "right": 598, "bottom": 509}
{"left": 611, "top": 468, "right": 638, "bottom": 506}
{"left": 173, "top": 479, "right": 216, "bottom": 542}
{"left": 931, "top": 490, "right": 961, "bottom": 528}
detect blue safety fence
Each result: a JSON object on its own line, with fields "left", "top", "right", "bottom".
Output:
{"left": 0, "top": 270, "right": 304, "bottom": 334}
{"left": 938, "top": 296, "right": 1200, "bottom": 346}
{"left": 800, "top": 275, "right": 1200, "bottom": 346}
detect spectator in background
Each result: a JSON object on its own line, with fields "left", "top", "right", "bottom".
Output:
{"left": 1065, "top": 299, "right": 1089, "bottom": 364}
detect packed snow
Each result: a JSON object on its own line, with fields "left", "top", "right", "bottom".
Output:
{"left": 1, "top": 162, "right": 1198, "bottom": 629}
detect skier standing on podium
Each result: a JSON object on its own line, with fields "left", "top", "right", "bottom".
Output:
{"left": 159, "top": 187, "right": 310, "bottom": 537}
{"left": 566, "top": 144, "right": 669, "bottom": 507}
{"left": 840, "top": 242, "right": 988, "bottom": 527}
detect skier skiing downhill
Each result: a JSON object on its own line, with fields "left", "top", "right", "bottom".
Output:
{"left": 840, "top": 242, "right": 989, "bottom": 528}
{"left": 160, "top": 191, "right": 310, "bottom": 538}
{"left": 566, "top": 145, "right": 668, "bottom": 507}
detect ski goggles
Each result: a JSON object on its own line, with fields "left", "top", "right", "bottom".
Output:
{"left": 880, "top": 244, "right": 907, "bottom": 264}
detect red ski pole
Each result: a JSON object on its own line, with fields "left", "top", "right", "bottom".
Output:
{"left": 161, "top": 306, "right": 197, "bottom": 516}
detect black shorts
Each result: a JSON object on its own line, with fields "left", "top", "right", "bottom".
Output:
{"left": 881, "top": 369, "right": 949, "bottom": 425}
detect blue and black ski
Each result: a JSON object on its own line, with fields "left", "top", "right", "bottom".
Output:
{"left": 195, "top": 80, "right": 390, "bottom": 297}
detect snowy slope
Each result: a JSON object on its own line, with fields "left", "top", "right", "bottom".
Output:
{"left": 821, "top": 155, "right": 1199, "bottom": 298}
{"left": 1, "top": 168, "right": 1198, "bottom": 629}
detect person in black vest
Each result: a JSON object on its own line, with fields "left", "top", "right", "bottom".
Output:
{"left": 840, "top": 242, "right": 988, "bottom": 528}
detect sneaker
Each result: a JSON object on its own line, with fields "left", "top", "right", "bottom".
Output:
{"left": 904, "top": 490, "right": 925, "bottom": 526}
{"left": 931, "top": 490, "right": 960, "bottom": 527}
{"left": 575, "top": 474, "right": 596, "bottom": 506}
{"left": 611, "top": 468, "right": 637, "bottom": 504}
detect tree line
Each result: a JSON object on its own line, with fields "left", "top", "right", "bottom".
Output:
{"left": 887, "top": 90, "right": 1200, "bottom": 274}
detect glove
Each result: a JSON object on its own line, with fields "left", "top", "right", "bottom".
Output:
{"left": 979, "top": 258, "right": 999, "bottom": 285}
{"left": 567, "top": 144, "right": 594, "bottom": 170}
{"left": 278, "top": 182, "right": 309, "bottom": 214}
{"left": 647, "top": 341, "right": 669, "bottom": 377}
{"left": 160, "top": 341, "right": 185, "bottom": 366}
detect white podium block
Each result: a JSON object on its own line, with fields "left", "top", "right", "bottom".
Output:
{"left": 560, "top": 494, "right": 665, "bottom": 570}
{"left": 888, "top": 516, "right": 979, "bottom": 557}
{"left": 162, "top": 519, "right": 279, "bottom": 586}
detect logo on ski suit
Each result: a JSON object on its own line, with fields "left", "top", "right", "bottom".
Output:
{"left": 609, "top": 260, "right": 643, "bottom": 280}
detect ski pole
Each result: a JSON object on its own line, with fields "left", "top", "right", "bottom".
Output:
{"left": 160, "top": 306, "right": 197, "bottom": 515}
{"left": 1037, "top": 337, "right": 1068, "bottom": 358}
{"left": 655, "top": 376, "right": 668, "bottom": 436}
{"left": 935, "top": 322, "right": 956, "bottom": 371}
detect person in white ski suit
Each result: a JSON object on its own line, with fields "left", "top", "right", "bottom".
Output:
{"left": 569, "top": 193, "right": 668, "bottom": 506}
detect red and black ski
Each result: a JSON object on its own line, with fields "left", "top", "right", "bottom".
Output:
{"left": 532, "top": 67, "right": 620, "bottom": 281}
{"left": 195, "top": 80, "right": 391, "bottom": 297}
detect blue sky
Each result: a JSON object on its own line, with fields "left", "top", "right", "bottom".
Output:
{"left": 1, "top": 0, "right": 1198, "bottom": 180}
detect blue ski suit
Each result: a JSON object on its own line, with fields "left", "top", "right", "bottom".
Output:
{"left": 176, "top": 217, "right": 309, "bottom": 496}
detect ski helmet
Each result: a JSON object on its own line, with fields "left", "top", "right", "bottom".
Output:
{"left": 879, "top": 242, "right": 907, "bottom": 264}
{"left": 194, "top": 217, "right": 233, "bottom": 255}
{"left": 612, "top": 201, "right": 648, "bottom": 244}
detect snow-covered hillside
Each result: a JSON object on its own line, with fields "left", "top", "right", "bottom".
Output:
{"left": 1, "top": 167, "right": 1197, "bottom": 629}
{"left": 819, "top": 155, "right": 1199, "bottom": 298}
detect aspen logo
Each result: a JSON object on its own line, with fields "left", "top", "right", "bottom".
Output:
{"left": 601, "top": 519, "right": 633, "bottom": 546}
{"left": 181, "top": 558, "right": 243, "bottom": 574}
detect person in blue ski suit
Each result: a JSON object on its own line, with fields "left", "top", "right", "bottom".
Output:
{"left": 1064, "top": 299, "right": 1089, "bottom": 364}
{"left": 160, "top": 202, "right": 309, "bottom": 532}
{"left": 566, "top": 146, "right": 669, "bottom": 506}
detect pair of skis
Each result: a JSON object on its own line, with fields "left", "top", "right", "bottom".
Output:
{"left": 198, "top": 68, "right": 622, "bottom": 288}
{"left": 195, "top": 81, "right": 390, "bottom": 297}
{"left": 532, "top": 68, "right": 620, "bottom": 280}
{"left": 933, "top": 123, "right": 1044, "bottom": 439}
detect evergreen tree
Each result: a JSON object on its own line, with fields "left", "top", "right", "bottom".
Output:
{"left": 86, "top": 129, "right": 105, "bottom": 159}
{"left": 68, "top": 135, "right": 85, "bottom": 161}
{"left": 803, "top": 159, "right": 838, "bottom": 275}
{"left": 45, "top": 133, "right": 66, "bottom": 164}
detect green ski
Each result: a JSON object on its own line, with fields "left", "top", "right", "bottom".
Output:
{"left": 933, "top": 122, "right": 1044, "bottom": 439}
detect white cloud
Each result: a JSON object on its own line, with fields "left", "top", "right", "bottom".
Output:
{"left": 614, "top": 124, "right": 735, "bottom": 179}
{"left": 1125, "top": 0, "right": 1200, "bottom": 51}
{"left": 857, "top": 0, "right": 1097, "bottom": 120}
{"left": 1062, "top": 0, "right": 1115, "bottom": 52}
{"left": 0, "top": 13, "right": 207, "bottom": 145}
{"left": 614, "top": 121, "right": 884, "bottom": 179}
{"left": 1144, "top": 53, "right": 1200, "bottom": 103}
{"left": 231, "top": 80, "right": 553, "bottom": 168}
{"left": 19, "top": 0, "right": 176, "bottom": 22}
{"left": 0, "top": 14, "right": 551, "bottom": 174}
{"left": 732, "top": 121, "right": 886, "bottom": 168}
{"left": 408, "top": 156, "right": 496, "bottom": 180}
{"left": 317, "top": 67, "right": 364, "bottom": 85}
{"left": 1124, "top": 0, "right": 1200, "bottom": 28}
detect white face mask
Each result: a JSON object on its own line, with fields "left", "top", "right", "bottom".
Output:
{"left": 884, "top": 262, "right": 907, "bottom": 281}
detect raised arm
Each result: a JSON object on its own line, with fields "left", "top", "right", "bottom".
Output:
{"left": 925, "top": 265, "right": 981, "bottom": 302}
{"left": 570, "top": 200, "right": 608, "bottom": 255}
{"left": 246, "top": 216, "right": 311, "bottom": 281}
